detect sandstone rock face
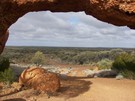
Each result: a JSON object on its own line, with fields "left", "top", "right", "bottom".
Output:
{"left": 19, "top": 67, "right": 60, "bottom": 93}
{"left": 0, "top": 31, "right": 9, "bottom": 53}
{"left": 0, "top": 0, "right": 135, "bottom": 53}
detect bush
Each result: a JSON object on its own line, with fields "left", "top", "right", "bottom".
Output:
{"left": 97, "top": 59, "right": 113, "bottom": 70}
{"left": 121, "top": 70, "right": 135, "bottom": 80}
{"left": 0, "top": 56, "right": 10, "bottom": 72}
{"left": 0, "top": 68, "right": 15, "bottom": 87}
{"left": 112, "top": 53, "right": 135, "bottom": 71}
{"left": 112, "top": 53, "right": 135, "bottom": 79}
{"left": 31, "top": 51, "right": 46, "bottom": 66}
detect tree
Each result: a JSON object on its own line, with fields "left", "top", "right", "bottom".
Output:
{"left": 31, "top": 51, "right": 45, "bottom": 66}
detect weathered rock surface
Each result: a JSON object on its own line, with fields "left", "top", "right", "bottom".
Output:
{"left": 83, "top": 69, "right": 118, "bottom": 78}
{"left": 0, "top": 0, "right": 135, "bottom": 53}
{"left": 0, "top": 31, "right": 9, "bottom": 53}
{"left": 95, "top": 69, "right": 118, "bottom": 78}
{"left": 19, "top": 67, "right": 60, "bottom": 93}
{"left": 116, "top": 74, "right": 124, "bottom": 80}
{"left": 83, "top": 69, "right": 95, "bottom": 78}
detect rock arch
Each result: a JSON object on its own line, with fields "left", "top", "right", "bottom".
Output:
{"left": 0, "top": 0, "right": 135, "bottom": 53}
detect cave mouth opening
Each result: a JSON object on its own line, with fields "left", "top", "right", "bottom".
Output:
{"left": 6, "top": 11, "right": 135, "bottom": 48}
{"left": 1, "top": 0, "right": 135, "bottom": 54}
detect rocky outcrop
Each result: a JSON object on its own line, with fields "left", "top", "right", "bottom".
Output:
{"left": 19, "top": 67, "right": 60, "bottom": 93}
{"left": 0, "top": 0, "right": 135, "bottom": 53}
{"left": 83, "top": 69, "right": 118, "bottom": 78}
{"left": 0, "top": 31, "right": 9, "bottom": 53}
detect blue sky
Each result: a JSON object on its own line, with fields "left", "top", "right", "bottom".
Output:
{"left": 7, "top": 11, "right": 135, "bottom": 48}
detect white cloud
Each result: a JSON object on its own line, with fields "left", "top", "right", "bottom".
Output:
{"left": 7, "top": 11, "right": 135, "bottom": 48}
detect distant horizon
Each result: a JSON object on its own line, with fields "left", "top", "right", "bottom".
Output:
{"left": 5, "top": 45, "right": 135, "bottom": 49}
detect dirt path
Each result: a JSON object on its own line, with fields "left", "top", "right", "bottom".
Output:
{"left": 39, "top": 78, "right": 135, "bottom": 101}
{"left": 84, "top": 78, "right": 135, "bottom": 101}
{"left": 1, "top": 78, "right": 135, "bottom": 101}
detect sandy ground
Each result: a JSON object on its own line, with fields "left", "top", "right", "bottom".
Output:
{"left": 0, "top": 77, "right": 135, "bottom": 101}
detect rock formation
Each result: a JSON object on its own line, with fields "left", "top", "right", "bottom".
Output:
{"left": 0, "top": 0, "right": 135, "bottom": 53}
{"left": 19, "top": 67, "right": 60, "bottom": 93}
{"left": 0, "top": 31, "right": 9, "bottom": 53}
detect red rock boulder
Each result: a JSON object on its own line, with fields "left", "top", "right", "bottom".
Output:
{"left": 19, "top": 67, "right": 60, "bottom": 93}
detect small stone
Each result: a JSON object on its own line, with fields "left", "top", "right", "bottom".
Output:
{"left": 59, "top": 74, "right": 68, "bottom": 80}
{"left": 83, "top": 69, "right": 95, "bottom": 78}
{"left": 94, "top": 75, "right": 98, "bottom": 78}
{"left": 116, "top": 74, "right": 124, "bottom": 80}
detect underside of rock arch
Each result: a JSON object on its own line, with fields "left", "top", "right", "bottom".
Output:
{"left": 0, "top": 0, "right": 135, "bottom": 53}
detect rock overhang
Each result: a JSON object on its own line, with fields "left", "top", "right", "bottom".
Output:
{"left": 0, "top": 0, "right": 135, "bottom": 53}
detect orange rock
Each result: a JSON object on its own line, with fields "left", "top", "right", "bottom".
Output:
{"left": 19, "top": 67, "right": 60, "bottom": 93}
{"left": 0, "top": 30, "right": 9, "bottom": 53}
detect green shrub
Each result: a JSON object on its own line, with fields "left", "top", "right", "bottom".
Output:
{"left": 112, "top": 53, "right": 135, "bottom": 79}
{"left": 31, "top": 51, "right": 46, "bottom": 66}
{"left": 97, "top": 59, "right": 113, "bottom": 70}
{"left": 0, "top": 68, "right": 15, "bottom": 87}
{"left": 112, "top": 53, "right": 135, "bottom": 71}
{"left": 0, "top": 56, "right": 10, "bottom": 72}
{"left": 121, "top": 70, "right": 135, "bottom": 80}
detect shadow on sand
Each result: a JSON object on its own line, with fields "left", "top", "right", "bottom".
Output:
{"left": 3, "top": 98, "right": 26, "bottom": 101}
{"left": 54, "top": 76, "right": 92, "bottom": 99}
{"left": 0, "top": 90, "right": 19, "bottom": 98}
